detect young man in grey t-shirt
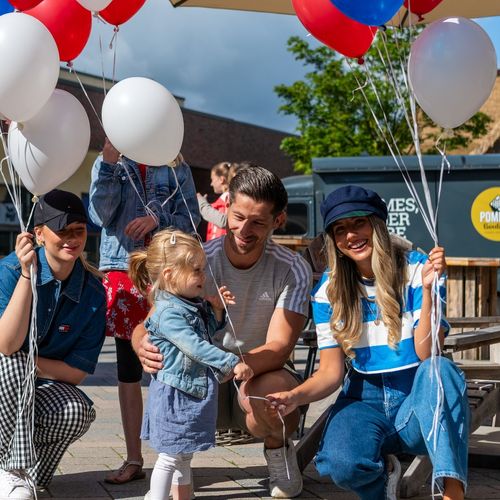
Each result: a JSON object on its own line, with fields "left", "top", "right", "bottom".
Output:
{"left": 133, "top": 165, "right": 312, "bottom": 499}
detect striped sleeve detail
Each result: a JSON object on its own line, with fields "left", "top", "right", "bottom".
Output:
{"left": 405, "top": 250, "right": 450, "bottom": 334}
{"left": 267, "top": 242, "right": 312, "bottom": 316}
{"left": 203, "top": 237, "right": 224, "bottom": 258}
{"left": 311, "top": 272, "right": 338, "bottom": 350}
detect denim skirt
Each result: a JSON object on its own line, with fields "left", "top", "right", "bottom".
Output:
{"left": 141, "top": 370, "right": 218, "bottom": 454}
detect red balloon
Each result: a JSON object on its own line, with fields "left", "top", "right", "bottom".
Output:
{"left": 25, "top": 0, "right": 92, "bottom": 62}
{"left": 100, "top": 0, "right": 146, "bottom": 26}
{"left": 8, "top": 0, "right": 42, "bottom": 10}
{"left": 292, "top": 0, "right": 377, "bottom": 62}
{"left": 404, "top": 0, "right": 443, "bottom": 18}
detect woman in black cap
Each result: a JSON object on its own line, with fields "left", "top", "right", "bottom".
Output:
{"left": 0, "top": 189, "right": 106, "bottom": 500}
{"left": 267, "top": 186, "right": 468, "bottom": 500}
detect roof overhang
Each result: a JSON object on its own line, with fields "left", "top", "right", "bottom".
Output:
{"left": 168, "top": 0, "right": 500, "bottom": 25}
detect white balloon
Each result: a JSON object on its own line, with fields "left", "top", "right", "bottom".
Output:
{"left": 76, "top": 0, "right": 112, "bottom": 11}
{"left": 0, "top": 13, "right": 60, "bottom": 123}
{"left": 8, "top": 90, "right": 91, "bottom": 196}
{"left": 102, "top": 77, "right": 184, "bottom": 166}
{"left": 408, "top": 17, "right": 497, "bottom": 129}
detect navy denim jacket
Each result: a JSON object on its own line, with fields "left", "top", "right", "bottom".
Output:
{"left": 145, "top": 291, "right": 240, "bottom": 399}
{"left": 0, "top": 247, "right": 106, "bottom": 374}
{"left": 89, "top": 156, "right": 201, "bottom": 271}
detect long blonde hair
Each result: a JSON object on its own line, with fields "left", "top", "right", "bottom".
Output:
{"left": 128, "top": 229, "right": 203, "bottom": 303}
{"left": 325, "top": 216, "right": 407, "bottom": 358}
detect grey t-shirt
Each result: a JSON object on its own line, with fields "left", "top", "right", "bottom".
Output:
{"left": 204, "top": 237, "right": 312, "bottom": 354}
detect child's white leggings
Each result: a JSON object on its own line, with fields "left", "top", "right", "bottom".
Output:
{"left": 149, "top": 452, "right": 193, "bottom": 500}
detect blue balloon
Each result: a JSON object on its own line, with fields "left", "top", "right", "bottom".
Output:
{"left": 331, "top": 0, "right": 404, "bottom": 26}
{"left": 0, "top": 0, "right": 14, "bottom": 15}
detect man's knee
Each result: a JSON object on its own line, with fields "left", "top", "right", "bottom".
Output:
{"left": 242, "top": 370, "right": 301, "bottom": 438}
{"left": 246, "top": 368, "right": 300, "bottom": 397}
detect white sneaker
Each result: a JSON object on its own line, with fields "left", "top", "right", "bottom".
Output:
{"left": 386, "top": 455, "right": 401, "bottom": 500}
{"left": 0, "top": 469, "right": 34, "bottom": 499}
{"left": 264, "top": 439, "right": 303, "bottom": 498}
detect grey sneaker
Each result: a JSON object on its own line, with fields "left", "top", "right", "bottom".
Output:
{"left": 0, "top": 469, "right": 34, "bottom": 499}
{"left": 264, "top": 439, "right": 303, "bottom": 498}
{"left": 386, "top": 455, "right": 401, "bottom": 500}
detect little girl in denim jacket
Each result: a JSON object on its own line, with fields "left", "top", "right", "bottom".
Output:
{"left": 129, "top": 229, "right": 253, "bottom": 500}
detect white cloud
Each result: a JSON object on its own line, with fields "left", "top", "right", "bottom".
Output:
{"left": 73, "top": 0, "right": 309, "bottom": 132}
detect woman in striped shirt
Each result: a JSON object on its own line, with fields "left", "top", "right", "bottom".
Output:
{"left": 267, "top": 185, "right": 468, "bottom": 500}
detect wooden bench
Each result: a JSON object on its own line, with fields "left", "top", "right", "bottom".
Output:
{"left": 295, "top": 324, "right": 500, "bottom": 497}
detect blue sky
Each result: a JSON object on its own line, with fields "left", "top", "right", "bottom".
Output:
{"left": 74, "top": 1, "right": 500, "bottom": 134}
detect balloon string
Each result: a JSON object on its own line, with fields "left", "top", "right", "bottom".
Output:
{"left": 0, "top": 126, "right": 38, "bottom": 493}
{"left": 121, "top": 161, "right": 159, "bottom": 227}
{"left": 110, "top": 27, "right": 119, "bottom": 85}
{"left": 97, "top": 30, "right": 107, "bottom": 98}
{"left": 231, "top": 379, "right": 290, "bottom": 480}
{"left": 168, "top": 166, "right": 246, "bottom": 361}
{"left": 348, "top": 31, "right": 445, "bottom": 497}
{"left": 67, "top": 66, "right": 105, "bottom": 131}
{"left": 347, "top": 59, "right": 436, "bottom": 240}
{"left": 169, "top": 169, "right": 292, "bottom": 482}
{"left": 124, "top": 160, "right": 292, "bottom": 457}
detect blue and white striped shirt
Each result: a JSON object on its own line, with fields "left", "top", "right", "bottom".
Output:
{"left": 312, "top": 250, "right": 449, "bottom": 374}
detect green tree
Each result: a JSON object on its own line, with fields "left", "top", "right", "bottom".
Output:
{"left": 276, "top": 34, "right": 492, "bottom": 174}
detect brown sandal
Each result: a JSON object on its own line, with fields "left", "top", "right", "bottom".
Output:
{"left": 104, "top": 460, "right": 146, "bottom": 484}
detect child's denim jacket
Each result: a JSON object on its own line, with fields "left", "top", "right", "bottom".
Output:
{"left": 145, "top": 291, "right": 240, "bottom": 399}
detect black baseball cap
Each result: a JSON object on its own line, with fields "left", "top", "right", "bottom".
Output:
{"left": 320, "top": 185, "right": 388, "bottom": 231}
{"left": 34, "top": 189, "right": 88, "bottom": 232}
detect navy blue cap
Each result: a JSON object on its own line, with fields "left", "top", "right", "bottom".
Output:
{"left": 321, "top": 185, "right": 387, "bottom": 231}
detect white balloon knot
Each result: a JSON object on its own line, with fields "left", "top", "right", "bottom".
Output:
{"left": 32, "top": 195, "right": 39, "bottom": 203}
{"left": 442, "top": 128, "right": 454, "bottom": 139}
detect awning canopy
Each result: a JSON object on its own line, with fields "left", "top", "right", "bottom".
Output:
{"left": 168, "top": 0, "right": 500, "bottom": 25}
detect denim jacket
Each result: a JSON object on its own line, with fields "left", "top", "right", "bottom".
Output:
{"left": 0, "top": 247, "right": 106, "bottom": 374}
{"left": 89, "top": 156, "right": 201, "bottom": 270}
{"left": 145, "top": 291, "right": 239, "bottom": 399}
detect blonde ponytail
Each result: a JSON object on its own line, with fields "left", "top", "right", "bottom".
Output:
{"left": 128, "top": 250, "right": 150, "bottom": 298}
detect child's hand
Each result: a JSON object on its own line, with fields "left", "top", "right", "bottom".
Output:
{"left": 266, "top": 391, "right": 299, "bottom": 417}
{"left": 422, "top": 246, "right": 446, "bottom": 289}
{"left": 233, "top": 362, "right": 253, "bottom": 381}
{"left": 206, "top": 285, "right": 235, "bottom": 311}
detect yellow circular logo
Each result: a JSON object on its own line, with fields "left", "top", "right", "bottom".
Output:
{"left": 470, "top": 187, "right": 500, "bottom": 242}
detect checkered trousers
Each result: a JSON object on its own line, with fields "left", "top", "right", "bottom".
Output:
{"left": 0, "top": 352, "right": 96, "bottom": 487}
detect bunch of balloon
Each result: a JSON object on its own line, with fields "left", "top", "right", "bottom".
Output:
{"left": 408, "top": 17, "right": 497, "bottom": 130}
{"left": 0, "top": 11, "right": 91, "bottom": 196}
{"left": 24, "top": 0, "right": 92, "bottom": 63}
{"left": 292, "top": 0, "right": 377, "bottom": 64}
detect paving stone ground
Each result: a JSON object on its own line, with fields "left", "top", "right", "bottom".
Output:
{"left": 36, "top": 338, "right": 500, "bottom": 499}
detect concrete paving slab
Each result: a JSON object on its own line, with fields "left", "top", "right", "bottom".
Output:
{"left": 30, "top": 338, "right": 500, "bottom": 499}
